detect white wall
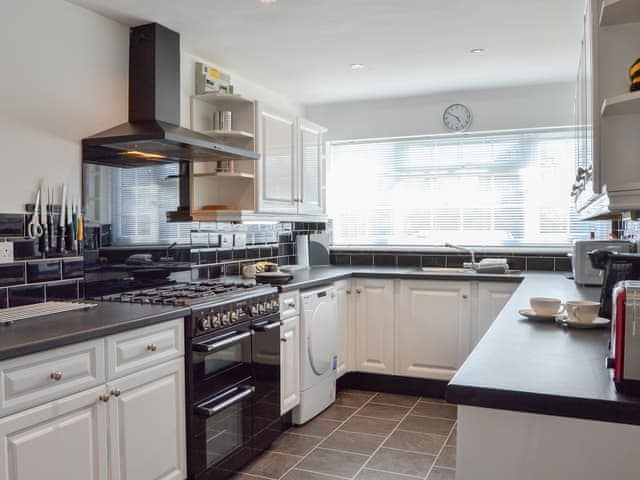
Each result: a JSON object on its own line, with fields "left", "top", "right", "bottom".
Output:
{"left": 0, "top": 0, "right": 301, "bottom": 215}
{"left": 304, "top": 82, "right": 576, "bottom": 142}
{"left": 0, "top": 0, "right": 129, "bottom": 214}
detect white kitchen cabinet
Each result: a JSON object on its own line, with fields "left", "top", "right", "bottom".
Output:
{"left": 106, "top": 358, "right": 186, "bottom": 480}
{"left": 335, "top": 280, "right": 354, "bottom": 378}
{"left": 258, "top": 106, "right": 297, "bottom": 214}
{"left": 395, "top": 280, "right": 472, "bottom": 381}
{"left": 280, "top": 316, "right": 300, "bottom": 414}
{"left": 0, "top": 386, "right": 108, "bottom": 480}
{"left": 354, "top": 279, "right": 395, "bottom": 375}
{"left": 474, "top": 282, "right": 518, "bottom": 349}
{"left": 297, "top": 118, "right": 327, "bottom": 215}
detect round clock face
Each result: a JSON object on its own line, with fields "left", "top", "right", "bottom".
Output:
{"left": 443, "top": 104, "right": 473, "bottom": 132}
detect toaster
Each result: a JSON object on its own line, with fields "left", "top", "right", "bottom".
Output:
{"left": 572, "top": 240, "right": 634, "bottom": 286}
{"left": 608, "top": 281, "right": 640, "bottom": 394}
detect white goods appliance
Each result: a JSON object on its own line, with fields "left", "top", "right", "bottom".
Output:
{"left": 293, "top": 286, "right": 338, "bottom": 424}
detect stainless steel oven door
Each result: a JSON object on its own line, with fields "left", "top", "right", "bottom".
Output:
{"left": 191, "top": 382, "right": 255, "bottom": 479}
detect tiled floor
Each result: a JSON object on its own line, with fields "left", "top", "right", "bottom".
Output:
{"left": 234, "top": 389, "right": 457, "bottom": 480}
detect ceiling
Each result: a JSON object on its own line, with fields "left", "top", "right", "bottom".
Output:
{"left": 68, "top": 0, "right": 586, "bottom": 105}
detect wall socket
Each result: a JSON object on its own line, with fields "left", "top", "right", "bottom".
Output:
{"left": 0, "top": 241, "right": 14, "bottom": 264}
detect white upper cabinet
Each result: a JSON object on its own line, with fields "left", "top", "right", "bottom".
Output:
{"left": 258, "top": 106, "right": 298, "bottom": 213}
{"left": 257, "top": 104, "right": 327, "bottom": 216}
{"left": 474, "top": 282, "right": 517, "bottom": 349}
{"left": 395, "top": 280, "right": 472, "bottom": 381}
{"left": 354, "top": 279, "right": 395, "bottom": 374}
{"left": 297, "top": 118, "right": 327, "bottom": 215}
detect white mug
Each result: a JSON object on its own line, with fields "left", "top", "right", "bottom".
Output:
{"left": 530, "top": 297, "right": 564, "bottom": 316}
{"left": 242, "top": 264, "right": 257, "bottom": 279}
{"left": 566, "top": 301, "right": 600, "bottom": 323}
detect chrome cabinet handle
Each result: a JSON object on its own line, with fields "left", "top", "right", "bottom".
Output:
{"left": 281, "top": 337, "right": 288, "bottom": 343}
{"left": 193, "top": 331, "right": 251, "bottom": 353}
{"left": 346, "top": 290, "right": 352, "bottom": 295}
{"left": 50, "top": 371, "right": 63, "bottom": 381}
{"left": 147, "top": 343, "right": 158, "bottom": 352}
{"left": 356, "top": 289, "right": 362, "bottom": 294}
{"left": 195, "top": 386, "right": 255, "bottom": 417}
{"left": 287, "top": 302, "right": 295, "bottom": 308}
{"left": 99, "top": 393, "right": 110, "bottom": 402}
{"left": 110, "top": 388, "right": 121, "bottom": 397}
{"left": 462, "top": 294, "right": 468, "bottom": 299}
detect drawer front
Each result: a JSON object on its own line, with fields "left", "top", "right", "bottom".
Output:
{"left": 0, "top": 339, "right": 105, "bottom": 418}
{"left": 279, "top": 291, "right": 300, "bottom": 320}
{"left": 106, "top": 318, "right": 184, "bottom": 380}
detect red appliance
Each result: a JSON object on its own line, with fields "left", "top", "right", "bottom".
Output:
{"left": 608, "top": 281, "right": 640, "bottom": 394}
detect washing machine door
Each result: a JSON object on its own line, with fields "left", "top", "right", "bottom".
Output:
{"left": 307, "top": 297, "right": 337, "bottom": 377}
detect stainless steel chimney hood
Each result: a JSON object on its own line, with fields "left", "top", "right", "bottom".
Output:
{"left": 82, "top": 23, "right": 259, "bottom": 167}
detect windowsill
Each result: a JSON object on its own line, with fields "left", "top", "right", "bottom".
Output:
{"left": 330, "top": 245, "right": 572, "bottom": 256}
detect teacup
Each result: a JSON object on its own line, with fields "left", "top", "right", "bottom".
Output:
{"left": 566, "top": 300, "right": 600, "bottom": 323}
{"left": 530, "top": 297, "right": 564, "bottom": 316}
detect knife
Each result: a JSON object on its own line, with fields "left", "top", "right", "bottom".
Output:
{"left": 58, "top": 184, "right": 66, "bottom": 254}
{"left": 40, "top": 181, "right": 48, "bottom": 256}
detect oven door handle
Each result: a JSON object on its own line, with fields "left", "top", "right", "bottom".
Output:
{"left": 194, "top": 386, "right": 255, "bottom": 417}
{"left": 251, "top": 320, "right": 283, "bottom": 332}
{"left": 192, "top": 331, "right": 252, "bottom": 353}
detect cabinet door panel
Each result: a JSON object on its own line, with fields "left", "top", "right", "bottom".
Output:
{"left": 280, "top": 317, "right": 300, "bottom": 414}
{"left": 259, "top": 108, "right": 297, "bottom": 213}
{"left": 107, "top": 359, "right": 186, "bottom": 480}
{"left": 396, "top": 281, "right": 471, "bottom": 380}
{"left": 0, "top": 386, "right": 107, "bottom": 480}
{"left": 355, "top": 279, "right": 395, "bottom": 374}
{"left": 298, "top": 119, "right": 326, "bottom": 215}
{"left": 474, "top": 282, "right": 517, "bottom": 348}
{"left": 335, "top": 280, "right": 354, "bottom": 378}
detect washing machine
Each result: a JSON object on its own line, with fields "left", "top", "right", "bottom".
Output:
{"left": 293, "top": 285, "right": 338, "bottom": 424}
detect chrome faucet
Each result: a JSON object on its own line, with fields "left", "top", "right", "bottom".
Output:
{"left": 444, "top": 243, "right": 476, "bottom": 266}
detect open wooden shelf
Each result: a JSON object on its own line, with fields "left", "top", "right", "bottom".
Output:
{"left": 193, "top": 172, "right": 255, "bottom": 179}
{"left": 601, "top": 90, "right": 640, "bottom": 115}
{"left": 600, "top": 0, "right": 640, "bottom": 26}
{"left": 192, "top": 92, "right": 255, "bottom": 105}
{"left": 200, "top": 129, "right": 255, "bottom": 140}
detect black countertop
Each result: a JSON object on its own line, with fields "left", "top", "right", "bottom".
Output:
{"left": 0, "top": 302, "right": 189, "bottom": 361}
{"left": 446, "top": 272, "right": 640, "bottom": 425}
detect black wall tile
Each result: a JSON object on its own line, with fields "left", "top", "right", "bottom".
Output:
{"left": 8, "top": 285, "right": 44, "bottom": 307}
{"left": 555, "top": 257, "right": 572, "bottom": 272}
{"left": 351, "top": 254, "right": 373, "bottom": 266}
{"left": 46, "top": 281, "right": 78, "bottom": 301}
{"left": 0, "top": 288, "right": 6, "bottom": 308}
{"left": 0, "top": 214, "right": 25, "bottom": 237}
{"left": 224, "top": 263, "right": 240, "bottom": 275}
{"left": 526, "top": 257, "right": 555, "bottom": 271}
{"left": 0, "top": 263, "right": 25, "bottom": 287}
{"left": 421, "top": 255, "right": 446, "bottom": 268}
{"left": 397, "top": 255, "right": 421, "bottom": 267}
{"left": 62, "top": 259, "right": 83, "bottom": 279}
{"left": 333, "top": 254, "right": 351, "bottom": 266}
{"left": 191, "top": 266, "right": 209, "bottom": 281}
{"left": 505, "top": 256, "right": 526, "bottom": 271}
{"left": 232, "top": 248, "right": 247, "bottom": 260}
{"left": 374, "top": 255, "right": 396, "bottom": 266}
{"left": 199, "top": 250, "right": 217, "bottom": 264}
{"left": 13, "top": 238, "right": 40, "bottom": 260}
{"left": 446, "top": 255, "right": 472, "bottom": 267}
{"left": 27, "top": 260, "right": 61, "bottom": 283}
{"left": 217, "top": 249, "right": 232, "bottom": 262}
{"left": 247, "top": 247, "right": 261, "bottom": 260}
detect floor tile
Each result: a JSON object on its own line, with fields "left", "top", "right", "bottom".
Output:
{"left": 411, "top": 402, "right": 457, "bottom": 420}
{"left": 366, "top": 448, "right": 435, "bottom": 477}
{"left": 435, "top": 446, "right": 456, "bottom": 469}
{"left": 419, "top": 397, "right": 446, "bottom": 404}
{"left": 358, "top": 404, "right": 410, "bottom": 421}
{"left": 398, "top": 416, "right": 455, "bottom": 436}
{"left": 282, "top": 469, "right": 343, "bottom": 480}
{"left": 241, "top": 451, "right": 301, "bottom": 479}
{"left": 340, "top": 416, "right": 399, "bottom": 436}
{"left": 356, "top": 469, "right": 421, "bottom": 480}
{"left": 321, "top": 430, "right": 385, "bottom": 455}
{"left": 335, "top": 391, "right": 373, "bottom": 408}
{"left": 371, "top": 393, "right": 419, "bottom": 408}
{"left": 229, "top": 474, "right": 269, "bottom": 480}
{"left": 427, "top": 467, "right": 456, "bottom": 480}
{"left": 446, "top": 426, "right": 456, "bottom": 446}
{"left": 297, "top": 448, "right": 368, "bottom": 478}
{"left": 339, "top": 389, "right": 376, "bottom": 398}
{"left": 293, "top": 418, "right": 342, "bottom": 438}
{"left": 319, "top": 404, "right": 359, "bottom": 421}
{"left": 383, "top": 430, "right": 447, "bottom": 455}
{"left": 271, "top": 432, "right": 322, "bottom": 456}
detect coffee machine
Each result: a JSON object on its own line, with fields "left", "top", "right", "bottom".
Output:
{"left": 588, "top": 250, "right": 640, "bottom": 319}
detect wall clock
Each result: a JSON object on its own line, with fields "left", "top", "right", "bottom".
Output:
{"left": 443, "top": 104, "right": 473, "bottom": 132}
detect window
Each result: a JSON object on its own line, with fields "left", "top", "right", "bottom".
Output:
{"left": 327, "top": 128, "right": 608, "bottom": 247}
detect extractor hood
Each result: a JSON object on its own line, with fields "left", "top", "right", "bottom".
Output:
{"left": 82, "top": 23, "right": 258, "bottom": 167}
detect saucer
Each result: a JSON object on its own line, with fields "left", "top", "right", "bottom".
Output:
{"left": 556, "top": 316, "right": 610, "bottom": 329}
{"left": 518, "top": 308, "right": 565, "bottom": 321}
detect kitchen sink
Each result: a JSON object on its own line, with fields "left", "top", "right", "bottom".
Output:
{"left": 419, "top": 267, "right": 474, "bottom": 274}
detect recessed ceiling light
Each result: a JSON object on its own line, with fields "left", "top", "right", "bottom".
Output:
{"left": 470, "top": 48, "right": 486, "bottom": 54}
{"left": 351, "top": 64, "right": 366, "bottom": 70}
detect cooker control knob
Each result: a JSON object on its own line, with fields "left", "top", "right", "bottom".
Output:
{"left": 271, "top": 299, "right": 279, "bottom": 311}
{"left": 221, "top": 312, "right": 230, "bottom": 325}
{"left": 258, "top": 303, "right": 265, "bottom": 314}
{"left": 250, "top": 305, "right": 258, "bottom": 317}
{"left": 231, "top": 311, "right": 238, "bottom": 322}
{"left": 264, "top": 301, "right": 273, "bottom": 313}
{"left": 211, "top": 313, "right": 221, "bottom": 328}
{"left": 198, "top": 316, "right": 211, "bottom": 331}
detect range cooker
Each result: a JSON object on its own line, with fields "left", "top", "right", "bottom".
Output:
{"left": 101, "top": 281, "right": 289, "bottom": 480}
